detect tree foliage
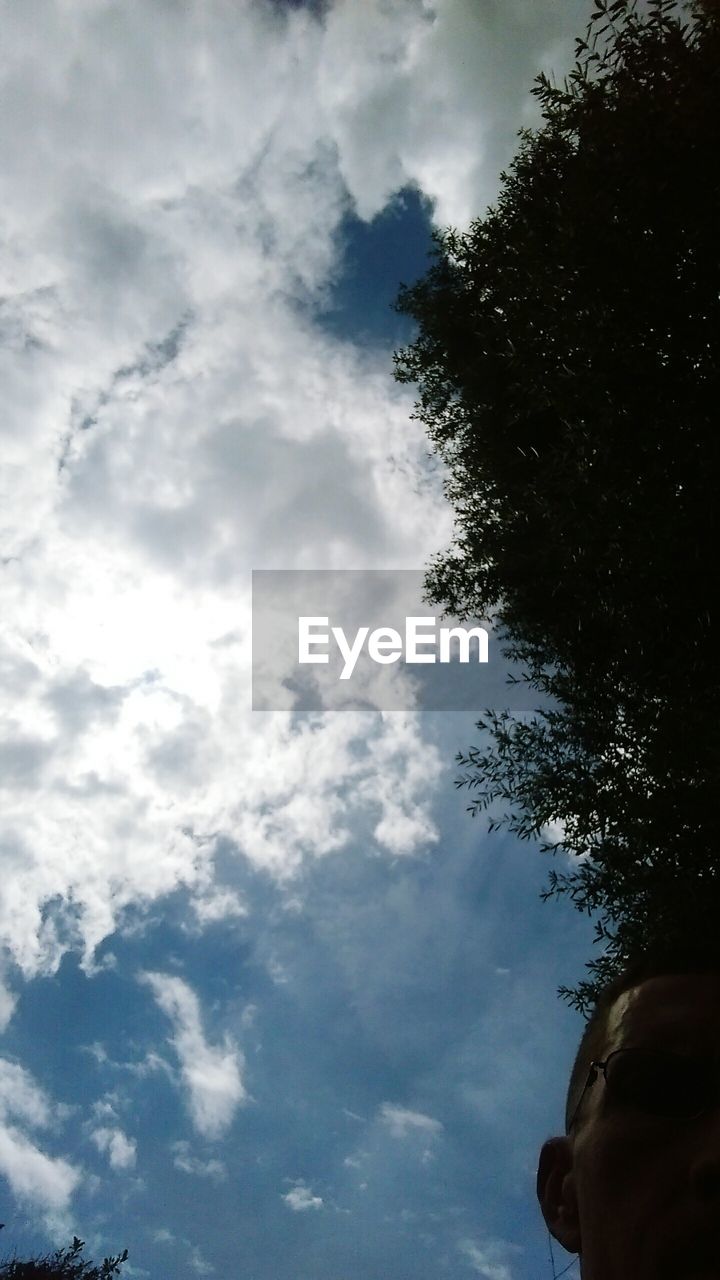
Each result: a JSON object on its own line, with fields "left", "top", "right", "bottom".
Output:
{"left": 0, "top": 1238, "right": 128, "bottom": 1280}
{"left": 394, "top": 0, "right": 720, "bottom": 1008}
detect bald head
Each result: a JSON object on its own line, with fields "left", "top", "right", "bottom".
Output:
{"left": 539, "top": 965, "right": 720, "bottom": 1280}
{"left": 565, "top": 948, "right": 720, "bottom": 1131}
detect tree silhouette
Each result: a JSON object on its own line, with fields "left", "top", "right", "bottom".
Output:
{"left": 394, "top": 0, "right": 720, "bottom": 1008}
{"left": 0, "top": 1238, "right": 127, "bottom": 1280}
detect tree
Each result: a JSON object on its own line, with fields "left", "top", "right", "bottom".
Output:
{"left": 394, "top": 0, "right": 720, "bottom": 1008}
{"left": 0, "top": 1238, "right": 128, "bottom": 1280}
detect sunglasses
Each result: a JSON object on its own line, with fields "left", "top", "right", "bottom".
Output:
{"left": 568, "top": 1046, "right": 719, "bottom": 1130}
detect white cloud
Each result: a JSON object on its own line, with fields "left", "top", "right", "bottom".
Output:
{"left": 152, "top": 1227, "right": 214, "bottom": 1277}
{"left": 91, "top": 1125, "right": 137, "bottom": 1170}
{"left": 0, "top": 1058, "right": 53, "bottom": 1129}
{"left": 282, "top": 1180, "right": 324, "bottom": 1212}
{"left": 188, "top": 1244, "right": 215, "bottom": 1276}
{"left": 0, "top": 1126, "right": 80, "bottom": 1218}
{"left": 0, "top": 1058, "right": 80, "bottom": 1217}
{"left": 153, "top": 1228, "right": 175, "bottom": 1246}
{"left": 318, "top": 0, "right": 588, "bottom": 226}
{"left": 379, "top": 1103, "right": 443, "bottom": 1138}
{"left": 171, "top": 1140, "right": 226, "bottom": 1181}
{"left": 0, "top": 0, "right": 599, "bottom": 1258}
{"left": 458, "top": 1237, "right": 522, "bottom": 1280}
{"left": 0, "top": 0, "right": 450, "bottom": 997}
{"left": 0, "top": 968, "right": 18, "bottom": 1032}
{"left": 0, "top": 0, "right": 586, "bottom": 996}
{"left": 140, "top": 972, "right": 245, "bottom": 1139}
{"left": 153, "top": 1228, "right": 215, "bottom": 1276}
{"left": 190, "top": 888, "right": 247, "bottom": 927}
{"left": 343, "top": 1155, "right": 364, "bottom": 1169}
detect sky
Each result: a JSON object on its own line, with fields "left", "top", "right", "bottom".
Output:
{"left": 0, "top": 1, "right": 597, "bottom": 1276}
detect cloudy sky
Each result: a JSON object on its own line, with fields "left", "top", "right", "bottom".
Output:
{"left": 0, "top": 2, "right": 596, "bottom": 1276}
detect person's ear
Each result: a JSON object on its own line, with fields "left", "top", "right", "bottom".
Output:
{"left": 537, "top": 1136, "right": 581, "bottom": 1254}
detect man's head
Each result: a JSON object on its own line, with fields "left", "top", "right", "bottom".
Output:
{"left": 537, "top": 948, "right": 720, "bottom": 1280}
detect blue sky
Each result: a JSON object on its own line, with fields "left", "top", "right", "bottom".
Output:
{"left": 0, "top": 1, "right": 596, "bottom": 1276}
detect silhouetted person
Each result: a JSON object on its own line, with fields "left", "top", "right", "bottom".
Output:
{"left": 538, "top": 948, "right": 720, "bottom": 1279}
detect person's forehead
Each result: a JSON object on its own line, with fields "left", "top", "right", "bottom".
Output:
{"left": 603, "top": 971, "right": 720, "bottom": 1055}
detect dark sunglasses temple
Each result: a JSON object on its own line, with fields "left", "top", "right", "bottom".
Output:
{"left": 567, "top": 1051, "right": 718, "bottom": 1130}
{"left": 567, "top": 1063, "right": 600, "bottom": 1132}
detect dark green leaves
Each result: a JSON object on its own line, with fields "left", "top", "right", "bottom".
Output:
{"left": 0, "top": 1239, "right": 128, "bottom": 1279}
{"left": 394, "top": 0, "right": 720, "bottom": 1010}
